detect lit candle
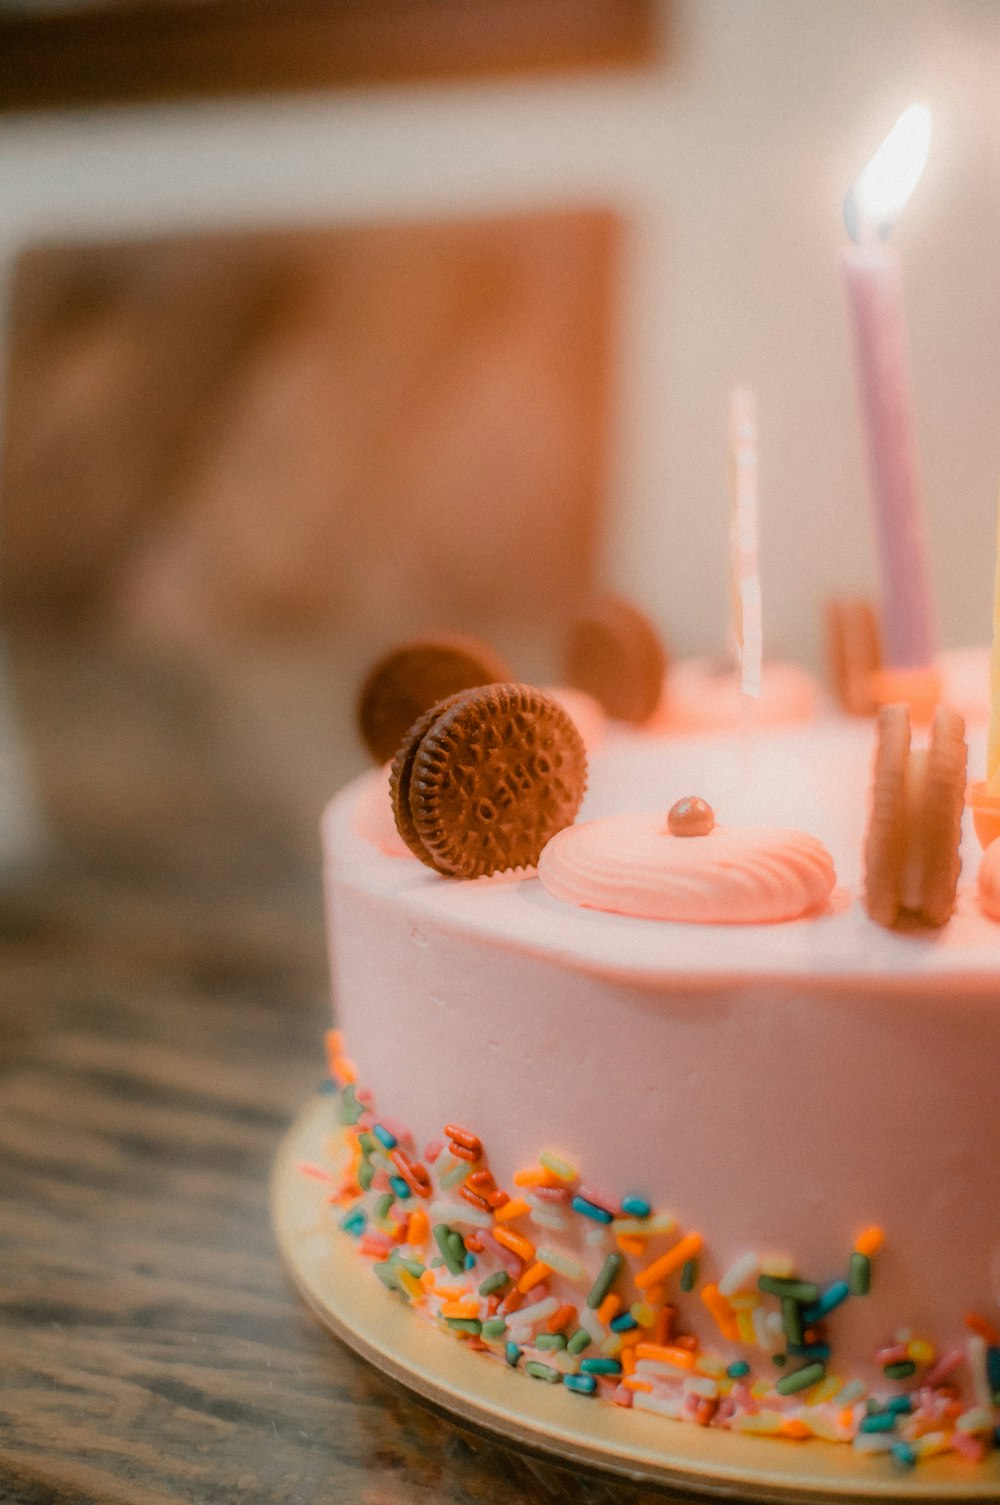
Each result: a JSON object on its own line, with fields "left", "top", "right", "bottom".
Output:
{"left": 840, "top": 103, "right": 935, "bottom": 673}
{"left": 728, "top": 388, "right": 761, "bottom": 698}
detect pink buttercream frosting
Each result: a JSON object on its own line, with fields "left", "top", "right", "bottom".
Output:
{"left": 352, "top": 765, "right": 409, "bottom": 857}
{"left": 976, "top": 837, "right": 1000, "bottom": 920}
{"left": 537, "top": 810, "right": 836, "bottom": 923}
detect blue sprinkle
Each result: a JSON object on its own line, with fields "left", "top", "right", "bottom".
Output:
{"left": 727, "top": 1360, "right": 751, "bottom": 1379}
{"left": 579, "top": 1358, "right": 622, "bottom": 1375}
{"left": 987, "top": 1346, "right": 1000, "bottom": 1391}
{"left": 571, "top": 1195, "right": 613, "bottom": 1224}
{"left": 610, "top": 1313, "right": 638, "bottom": 1333}
{"left": 860, "top": 1413, "right": 897, "bottom": 1434}
{"left": 372, "top": 1123, "right": 397, "bottom": 1149}
{"left": 505, "top": 1342, "right": 522, "bottom": 1368}
{"left": 802, "top": 1279, "right": 850, "bottom": 1324}
{"left": 464, "top": 1252, "right": 476, "bottom": 1271}
{"left": 564, "top": 1373, "right": 598, "bottom": 1395}
{"left": 318, "top": 1077, "right": 338, "bottom": 1095}
{"left": 620, "top": 1194, "right": 651, "bottom": 1219}
{"left": 389, "top": 1176, "right": 411, "bottom": 1200}
{"left": 891, "top": 1441, "right": 917, "bottom": 1469}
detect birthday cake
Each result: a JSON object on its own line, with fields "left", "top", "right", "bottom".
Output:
{"left": 314, "top": 637, "right": 1000, "bottom": 1475}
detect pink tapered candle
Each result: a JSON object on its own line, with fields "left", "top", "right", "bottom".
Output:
{"left": 839, "top": 104, "right": 935, "bottom": 670}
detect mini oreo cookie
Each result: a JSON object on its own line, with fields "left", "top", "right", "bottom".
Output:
{"left": 864, "top": 702, "right": 966, "bottom": 928}
{"left": 357, "top": 635, "right": 511, "bottom": 765}
{"left": 389, "top": 692, "right": 468, "bottom": 860}
{"left": 403, "top": 683, "right": 587, "bottom": 878}
{"left": 825, "top": 597, "right": 881, "bottom": 716}
{"left": 563, "top": 596, "right": 667, "bottom": 725}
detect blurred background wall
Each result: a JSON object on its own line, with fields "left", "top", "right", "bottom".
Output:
{"left": 2, "top": 0, "right": 999, "bottom": 672}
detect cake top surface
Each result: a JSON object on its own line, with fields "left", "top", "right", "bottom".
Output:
{"left": 328, "top": 712, "right": 999, "bottom": 989}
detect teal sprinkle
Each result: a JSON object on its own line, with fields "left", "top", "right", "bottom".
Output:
{"left": 389, "top": 1176, "right": 411, "bottom": 1200}
{"left": 479, "top": 1270, "right": 510, "bottom": 1297}
{"left": 885, "top": 1396, "right": 913, "bottom": 1415}
{"left": 860, "top": 1412, "right": 897, "bottom": 1434}
{"left": 564, "top": 1374, "right": 598, "bottom": 1395}
{"left": 849, "top": 1251, "right": 871, "bottom": 1296}
{"left": 464, "top": 1252, "right": 476, "bottom": 1271}
{"left": 891, "top": 1442, "right": 917, "bottom": 1469}
{"left": 567, "top": 1329, "right": 592, "bottom": 1355}
{"left": 372, "top": 1123, "right": 397, "bottom": 1150}
{"left": 680, "top": 1258, "right": 698, "bottom": 1293}
{"left": 525, "top": 1361, "right": 562, "bottom": 1383}
{"left": 505, "top": 1342, "right": 522, "bottom": 1367}
{"left": 579, "top": 1358, "right": 621, "bottom": 1376}
{"left": 727, "top": 1360, "right": 751, "bottom": 1379}
{"left": 339, "top": 1209, "right": 366, "bottom": 1236}
{"left": 620, "top": 1194, "right": 651, "bottom": 1219}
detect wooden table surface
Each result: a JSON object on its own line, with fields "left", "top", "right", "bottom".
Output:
{"left": 0, "top": 636, "right": 700, "bottom": 1505}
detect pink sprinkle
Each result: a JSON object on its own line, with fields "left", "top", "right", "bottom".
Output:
{"left": 612, "top": 1384, "right": 633, "bottom": 1407}
{"left": 478, "top": 1230, "right": 524, "bottom": 1277}
{"left": 924, "top": 1350, "right": 965, "bottom": 1387}
{"left": 875, "top": 1343, "right": 909, "bottom": 1367}
{"left": 357, "top": 1088, "right": 375, "bottom": 1106}
{"left": 389, "top": 1204, "right": 408, "bottom": 1225}
{"left": 532, "top": 1185, "right": 571, "bottom": 1204}
{"left": 731, "top": 1383, "right": 757, "bottom": 1414}
{"left": 357, "top": 1233, "right": 393, "bottom": 1257}
{"left": 424, "top": 1140, "right": 444, "bottom": 1163}
{"left": 950, "top": 1430, "right": 986, "bottom": 1464}
{"left": 576, "top": 1183, "right": 616, "bottom": 1215}
{"left": 371, "top": 1170, "right": 391, "bottom": 1192}
{"left": 357, "top": 1111, "right": 375, "bottom": 1130}
{"left": 297, "top": 1161, "right": 338, "bottom": 1182}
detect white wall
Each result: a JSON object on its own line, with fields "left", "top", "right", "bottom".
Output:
{"left": 2, "top": 0, "right": 999, "bottom": 662}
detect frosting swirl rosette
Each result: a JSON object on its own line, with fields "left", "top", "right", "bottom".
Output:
{"left": 537, "top": 810, "right": 836, "bottom": 924}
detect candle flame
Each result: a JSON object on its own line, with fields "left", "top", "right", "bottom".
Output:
{"left": 846, "top": 103, "right": 932, "bottom": 242}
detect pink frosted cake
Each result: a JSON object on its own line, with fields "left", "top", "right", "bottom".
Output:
{"left": 318, "top": 687, "right": 1000, "bottom": 1472}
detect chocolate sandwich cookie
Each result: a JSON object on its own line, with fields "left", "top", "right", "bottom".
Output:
{"left": 563, "top": 596, "right": 668, "bottom": 725}
{"left": 357, "top": 635, "right": 511, "bottom": 765}
{"left": 398, "top": 683, "right": 587, "bottom": 878}
{"left": 864, "top": 702, "right": 966, "bottom": 929}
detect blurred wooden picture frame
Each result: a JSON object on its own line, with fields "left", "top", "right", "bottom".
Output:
{"left": 0, "top": 0, "right": 660, "bottom": 114}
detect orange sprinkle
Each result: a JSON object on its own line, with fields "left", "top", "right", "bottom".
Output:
{"left": 854, "top": 1225, "right": 885, "bottom": 1257}
{"left": 653, "top": 1303, "right": 677, "bottom": 1346}
{"left": 547, "top": 1303, "right": 576, "bottom": 1334}
{"left": 623, "top": 1376, "right": 653, "bottom": 1393}
{"left": 444, "top": 1123, "right": 482, "bottom": 1153}
{"left": 616, "top": 1235, "right": 646, "bottom": 1257}
{"left": 459, "top": 1186, "right": 493, "bottom": 1213}
{"left": 501, "top": 1287, "right": 524, "bottom": 1315}
{"left": 964, "top": 1312, "right": 1000, "bottom": 1345}
{"left": 448, "top": 1142, "right": 480, "bottom": 1163}
{"left": 335, "top": 1057, "right": 357, "bottom": 1084}
{"left": 493, "top": 1226, "right": 535, "bottom": 1263}
{"left": 621, "top": 1346, "right": 637, "bottom": 1376}
{"left": 419, "top": 1270, "right": 436, "bottom": 1293}
{"left": 673, "top": 1333, "right": 698, "bottom": 1352}
{"left": 441, "top": 1299, "right": 479, "bottom": 1320}
{"left": 644, "top": 1283, "right": 666, "bottom": 1307}
{"left": 838, "top": 1407, "right": 855, "bottom": 1431}
{"left": 597, "top": 1293, "right": 623, "bottom": 1326}
{"left": 324, "top": 1029, "right": 344, "bottom": 1069}
{"left": 779, "top": 1419, "right": 811, "bottom": 1441}
{"left": 517, "top": 1261, "right": 549, "bottom": 1294}
{"left": 635, "top": 1342, "right": 695, "bottom": 1370}
{"left": 513, "top": 1167, "right": 561, "bottom": 1188}
{"left": 493, "top": 1197, "right": 531, "bottom": 1223}
{"left": 464, "top": 1234, "right": 484, "bottom": 1254}
{"left": 635, "top": 1232, "right": 702, "bottom": 1290}
{"left": 700, "top": 1283, "right": 740, "bottom": 1342}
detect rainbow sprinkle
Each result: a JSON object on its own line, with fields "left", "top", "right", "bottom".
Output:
{"left": 306, "top": 1052, "right": 1000, "bottom": 1470}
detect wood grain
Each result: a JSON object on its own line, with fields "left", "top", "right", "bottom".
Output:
{"left": 0, "top": 0, "right": 661, "bottom": 114}
{"left": 0, "top": 635, "right": 694, "bottom": 1505}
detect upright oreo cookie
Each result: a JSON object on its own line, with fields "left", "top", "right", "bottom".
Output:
{"left": 357, "top": 635, "right": 511, "bottom": 765}
{"left": 825, "top": 597, "right": 881, "bottom": 716}
{"left": 395, "top": 683, "right": 587, "bottom": 878}
{"left": 563, "top": 596, "right": 667, "bottom": 724}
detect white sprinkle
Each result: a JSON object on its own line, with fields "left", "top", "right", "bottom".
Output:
{"left": 632, "top": 1391, "right": 685, "bottom": 1420}
{"left": 852, "top": 1432, "right": 894, "bottom": 1454}
{"left": 428, "top": 1199, "right": 491, "bottom": 1229}
{"left": 515, "top": 1295, "right": 559, "bottom": 1328}
{"left": 967, "top": 1334, "right": 993, "bottom": 1411}
{"left": 719, "top": 1251, "right": 759, "bottom": 1297}
{"left": 683, "top": 1375, "right": 719, "bottom": 1399}
{"left": 578, "top": 1305, "right": 605, "bottom": 1344}
{"left": 535, "top": 1246, "right": 587, "bottom": 1283}
{"left": 528, "top": 1206, "right": 568, "bottom": 1232}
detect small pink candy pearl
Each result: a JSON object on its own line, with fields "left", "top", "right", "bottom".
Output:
{"left": 667, "top": 796, "right": 715, "bottom": 837}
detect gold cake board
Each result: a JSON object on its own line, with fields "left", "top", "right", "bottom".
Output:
{"left": 272, "top": 1094, "right": 1000, "bottom": 1502}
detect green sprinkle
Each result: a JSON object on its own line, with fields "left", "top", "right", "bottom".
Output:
{"left": 358, "top": 1132, "right": 378, "bottom": 1154}
{"left": 567, "top": 1328, "right": 592, "bottom": 1355}
{"left": 339, "top": 1084, "right": 363, "bottom": 1124}
{"left": 440, "top": 1158, "right": 470, "bottom": 1189}
{"left": 447, "top": 1230, "right": 468, "bottom": 1268}
{"left": 481, "top": 1318, "right": 507, "bottom": 1339}
{"left": 525, "top": 1361, "right": 562, "bottom": 1383}
{"left": 445, "top": 1317, "right": 482, "bottom": 1334}
{"left": 680, "top": 1258, "right": 698, "bottom": 1293}
{"left": 757, "top": 1276, "right": 820, "bottom": 1304}
{"left": 373, "top": 1260, "right": 400, "bottom": 1291}
{"left": 781, "top": 1297, "right": 804, "bottom": 1346}
{"left": 775, "top": 1361, "right": 826, "bottom": 1396}
{"left": 772, "top": 1353, "right": 787, "bottom": 1366}
{"left": 374, "top": 1192, "right": 394, "bottom": 1221}
{"left": 883, "top": 1360, "right": 916, "bottom": 1380}
{"left": 358, "top": 1160, "right": 376, "bottom": 1192}
{"left": 586, "top": 1252, "right": 623, "bottom": 1310}
{"left": 393, "top": 1255, "right": 425, "bottom": 1279}
{"left": 433, "top": 1224, "right": 466, "bottom": 1276}
{"left": 849, "top": 1251, "right": 871, "bottom": 1295}
{"left": 536, "top": 1333, "right": 568, "bottom": 1351}
{"left": 479, "top": 1270, "right": 510, "bottom": 1297}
